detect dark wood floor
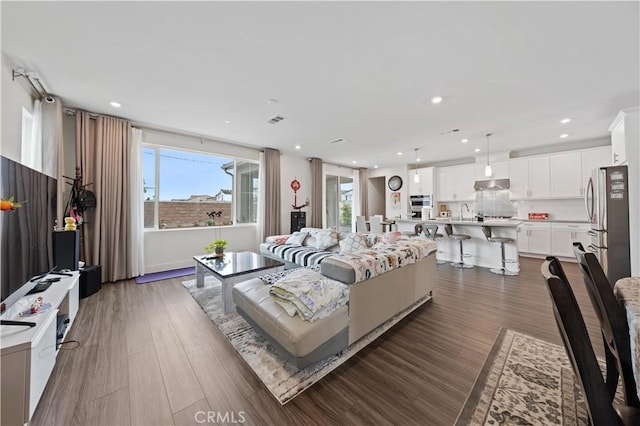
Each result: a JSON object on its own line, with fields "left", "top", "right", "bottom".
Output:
{"left": 31, "top": 257, "right": 603, "bottom": 425}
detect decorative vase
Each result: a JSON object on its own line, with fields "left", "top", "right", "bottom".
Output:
{"left": 214, "top": 247, "right": 224, "bottom": 257}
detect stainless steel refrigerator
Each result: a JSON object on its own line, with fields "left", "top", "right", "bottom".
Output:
{"left": 584, "top": 165, "right": 631, "bottom": 285}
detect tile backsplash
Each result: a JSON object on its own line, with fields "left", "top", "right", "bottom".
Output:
{"left": 440, "top": 198, "right": 587, "bottom": 221}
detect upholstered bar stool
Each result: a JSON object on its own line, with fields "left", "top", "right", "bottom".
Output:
{"left": 482, "top": 226, "right": 517, "bottom": 275}
{"left": 424, "top": 225, "right": 447, "bottom": 264}
{"left": 445, "top": 224, "right": 473, "bottom": 268}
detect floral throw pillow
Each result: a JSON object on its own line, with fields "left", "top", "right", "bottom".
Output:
{"left": 339, "top": 233, "right": 369, "bottom": 253}
{"left": 311, "top": 228, "right": 339, "bottom": 250}
{"left": 285, "top": 231, "right": 308, "bottom": 246}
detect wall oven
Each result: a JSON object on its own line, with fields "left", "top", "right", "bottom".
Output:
{"left": 409, "top": 194, "right": 432, "bottom": 218}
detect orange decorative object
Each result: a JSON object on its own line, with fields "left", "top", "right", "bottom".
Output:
{"left": 290, "top": 178, "right": 308, "bottom": 210}
{"left": 290, "top": 179, "right": 301, "bottom": 192}
{"left": 0, "top": 197, "right": 24, "bottom": 211}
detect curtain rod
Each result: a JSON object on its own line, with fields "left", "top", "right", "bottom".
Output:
{"left": 13, "top": 68, "right": 56, "bottom": 103}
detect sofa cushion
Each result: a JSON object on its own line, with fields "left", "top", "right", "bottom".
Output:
{"left": 285, "top": 231, "right": 308, "bottom": 246}
{"left": 261, "top": 243, "right": 336, "bottom": 267}
{"left": 339, "top": 233, "right": 369, "bottom": 253}
{"left": 311, "top": 229, "right": 339, "bottom": 250}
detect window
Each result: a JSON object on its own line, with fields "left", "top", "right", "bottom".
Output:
{"left": 143, "top": 146, "right": 259, "bottom": 229}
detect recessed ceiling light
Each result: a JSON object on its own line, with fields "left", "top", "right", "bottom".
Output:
{"left": 416, "top": 158, "right": 421, "bottom": 162}
{"left": 431, "top": 96, "right": 443, "bottom": 104}
{"left": 374, "top": 165, "right": 379, "bottom": 169}
{"left": 295, "top": 145, "right": 301, "bottom": 150}
{"left": 109, "top": 101, "right": 121, "bottom": 108}
{"left": 560, "top": 118, "right": 571, "bottom": 124}
{"left": 560, "top": 133, "right": 569, "bottom": 139}
{"left": 474, "top": 148, "right": 481, "bottom": 153}
{"left": 397, "top": 152, "right": 403, "bottom": 156}
{"left": 224, "top": 120, "right": 231, "bottom": 124}
{"left": 352, "top": 160, "right": 357, "bottom": 164}
{"left": 461, "top": 139, "right": 469, "bottom": 143}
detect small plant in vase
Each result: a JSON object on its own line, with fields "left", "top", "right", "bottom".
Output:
{"left": 205, "top": 239, "right": 228, "bottom": 257}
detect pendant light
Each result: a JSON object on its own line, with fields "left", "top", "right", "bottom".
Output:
{"left": 484, "top": 133, "right": 493, "bottom": 177}
{"left": 414, "top": 148, "right": 420, "bottom": 183}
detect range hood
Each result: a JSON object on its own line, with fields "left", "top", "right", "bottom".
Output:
{"left": 474, "top": 178, "right": 510, "bottom": 190}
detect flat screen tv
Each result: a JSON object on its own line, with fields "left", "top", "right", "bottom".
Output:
{"left": 1, "top": 155, "right": 57, "bottom": 309}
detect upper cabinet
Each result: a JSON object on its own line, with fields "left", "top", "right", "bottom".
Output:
{"left": 408, "top": 167, "right": 434, "bottom": 195}
{"left": 610, "top": 107, "right": 639, "bottom": 166}
{"left": 475, "top": 160, "right": 509, "bottom": 180}
{"left": 549, "top": 146, "right": 611, "bottom": 198}
{"left": 509, "top": 156, "right": 550, "bottom": 199}
{"left": 436, "top": 164, "right": 475, "bottom": 202}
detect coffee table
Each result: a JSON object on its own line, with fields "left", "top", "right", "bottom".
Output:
{"left": 193, "top": 251, "right": 284, "bottom": 314}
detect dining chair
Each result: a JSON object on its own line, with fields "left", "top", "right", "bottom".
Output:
{"left": 356, "top": 216, "right": 368, "bottom": 233}
{"left": 541, "top": 257, "right": 640, "bottom": 425}
{"left": 369, "top": 216, "right": 383, "bottom": 234}
{"left": 573, "top": 242, "right": 640, "bottom": 407}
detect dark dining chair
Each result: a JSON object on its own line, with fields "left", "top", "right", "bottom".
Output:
{"left": 541, "top": 257, "right": 640, "bottom": 425}
{"left": 573, "top": 242, "right": 640, "bottom": 407}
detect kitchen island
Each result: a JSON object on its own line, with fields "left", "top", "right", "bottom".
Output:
{"left": 396, "top": 218, "right": 522, "bottom": 273}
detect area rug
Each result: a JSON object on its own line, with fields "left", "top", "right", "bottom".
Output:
{"left": 182, "top": 276, "right": 430, "bottom": 405}
{"left": 455, "top": 328, "right": 597, "bottom": 425}
{"left": 135, "top": 266, "right": 195, "bottom": 284}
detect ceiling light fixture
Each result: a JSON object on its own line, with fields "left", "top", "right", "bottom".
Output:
{"left": 431, "top": 96, "right": 443, "bottom": 104}
{"left": 352, "top": 160, "right": 357, "bottom": 164}
{"left": 484, "top": 133, "right": 493, "bottom": 177}
{"left": 224, "top": 120, "right": 231, "bottom": 124}
{"left": 461, "top": 138, "right": 469, "bottom": 143}
{"left": 474, "top": 148, "right": 481, "bottom": 153}
{"left": 374, "top": 165, "right": 379, "bottom": 169}
{"left": 560, "top": 118, "right": 571, "bottom": 124}
{"left": 414, "top": 148, "right": 420, "bottom": 183}
{"left": 295, "top": 145, "right": 301, "bottom": 150}
{"left": 560, "top": 133, "right": 569, "bottom": 139}
{"left": 397, "top": 152, "right": 403, "bottom": 156}
{"left": 110, "top": 101, "right": 121, "bottom": 108}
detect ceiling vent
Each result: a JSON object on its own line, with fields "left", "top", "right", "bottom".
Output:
{"left": 267, "top": 115, "right": 286, "bottom": 124}
{"left": 328, "top": 138, "right": 346, "bottom": 144}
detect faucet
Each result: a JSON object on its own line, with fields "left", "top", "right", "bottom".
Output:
{"left": 460, "top": 203, "right": 470, "bottom": 221}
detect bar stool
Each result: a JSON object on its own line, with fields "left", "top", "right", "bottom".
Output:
{"left": 482, "top": 226, "right": 517, "bottom": 275}
{"left": 424, "top": 225, "right": 447, "bottom": 264}
{"left": 445, "top": 224, "right": 473, "bottom": 269}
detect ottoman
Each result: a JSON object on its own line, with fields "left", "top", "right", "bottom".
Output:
{"left": 232, "top": 278, "right": 349, "bottom": 368}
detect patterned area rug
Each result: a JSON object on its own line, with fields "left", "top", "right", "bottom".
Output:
{"left": 455, "top": 328, "right": 596, "bottom": 425}
{"left": 182, "top": 276, "right": 430, "bottom": 405}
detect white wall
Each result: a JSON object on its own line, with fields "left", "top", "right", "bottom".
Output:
{"left": 279, "top": 153, "right": 312, "bottom": 233}
{"left": 1, "top": 54, "right": 34, "bottom": 161}
{"left": 368, "top": 165, "right": 410, "bottom": 219}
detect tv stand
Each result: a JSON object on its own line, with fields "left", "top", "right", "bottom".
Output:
{"left": 0, "top": 319, "right": 36, "bottom": 327}
{"left": 1, "top": 272, "right": 79, "bottom": 426}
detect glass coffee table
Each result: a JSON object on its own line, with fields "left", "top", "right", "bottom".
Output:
{"left": 193, "top": 251, "right": 284, "bottom": 314}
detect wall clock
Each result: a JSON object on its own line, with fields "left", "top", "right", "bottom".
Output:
{"left": 388, "top": 175, "right": 403, "bottom": 191}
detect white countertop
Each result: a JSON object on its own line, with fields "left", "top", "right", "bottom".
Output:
{"left": 396, "top": 218, "right": 522, "bottom": 227}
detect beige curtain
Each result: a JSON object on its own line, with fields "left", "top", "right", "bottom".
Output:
{"left": 263, "top": 148, "right": 281, "bottom": 239}
{"left": 76, "top": 112, "right": 132, "bottom": 282}
{"left": 358, "top": 168, "right": 369, "bottom": 219}
{"left": 310, "top": 157, "right": 323, "bottom": 228}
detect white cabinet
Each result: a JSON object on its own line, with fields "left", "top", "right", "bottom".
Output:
{"left": 550, "top": 152, "right": 582, "bottom": 198}
{"left": 609, "top": 108, "right": 639, "bottom": 165}
{"left": 550, "top": 147, "right": 611, "bottom": 198}
{"left": 550, "top": 223, "right": 591, "bottom": 257}
{"left": 436, "top": 164, "right": 475, "bottom": 201}
{"left": 409, "top": 167, "right": 434, "bottom": 196}
{"left": 475, "top": 161, "right": 509, "bottom": 180}
{"left": 517, "top": 222, "right": 551, "bottom": 255}
{"left": 509, "top": 157, "right": 550, "bottom": 199}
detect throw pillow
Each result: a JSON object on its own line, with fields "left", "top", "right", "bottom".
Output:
{"left": 339, "top": 233, "right": 369, "bottom": 253}
{"left": 285, "top": 231, "right": 308, "bottom": 246}
{"left": 383, "top": 231, "right": 403, "bottom": 244}
{"left": 273, "top": 236, "right": 289, "bottom": 245}
{"left": 311, "top": 228, "right": 339, "bottom": 250}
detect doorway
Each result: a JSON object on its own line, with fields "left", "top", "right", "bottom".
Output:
{"left": 326, "top": 175, "right": 353, "bottom": 232}
{"left": 368, "top": 176, "right": 385, "bottom": 217}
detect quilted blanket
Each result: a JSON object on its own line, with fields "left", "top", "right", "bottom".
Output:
{"left": 269, "top": 268, "right": 349, "bottom": 322}
{"left": 326, "top": 237, "right": 437, "bottom": 283}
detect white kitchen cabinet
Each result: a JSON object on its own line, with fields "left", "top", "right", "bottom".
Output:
{"left": 517, "top": 222, "right": 551, "bottom": 255}
{"left": 550, "top": 223, "right": 591, "bottom": 257}
{"left": 509, "top": 156, "right": 550, "bottom": 200}
{"left": 409, "top": 167, "right": 434, "bottom": 195}
{"left": 475, "top": 160, "right": 509, "bottom": 180}
{"left": 436, "top": 164, "right": 475, "bottom": 201}
{"left": 550, "top": 151, "right": 582, "bottom": 198}
{"left": 581, "top": 146, "right": 611, "bottom": 185}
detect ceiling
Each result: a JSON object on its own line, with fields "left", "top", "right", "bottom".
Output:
{"left": 2, "top": 1, "right": 639, "bottom": 168}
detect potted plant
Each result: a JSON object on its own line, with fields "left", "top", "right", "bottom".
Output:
{"left": 205, "top": 239, "right": 228, "bottom": 257}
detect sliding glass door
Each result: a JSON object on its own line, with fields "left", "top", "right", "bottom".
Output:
{"left": 325, "top": 175, "right": 353, "bottom": 232}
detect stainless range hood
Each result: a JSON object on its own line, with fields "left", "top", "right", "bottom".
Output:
{"left": 474, "top": 178, "right": 510, "bottom": 190}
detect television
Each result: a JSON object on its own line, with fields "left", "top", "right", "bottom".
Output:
{"left": 1, "top": 156, "right": 57, "bottom": 310}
